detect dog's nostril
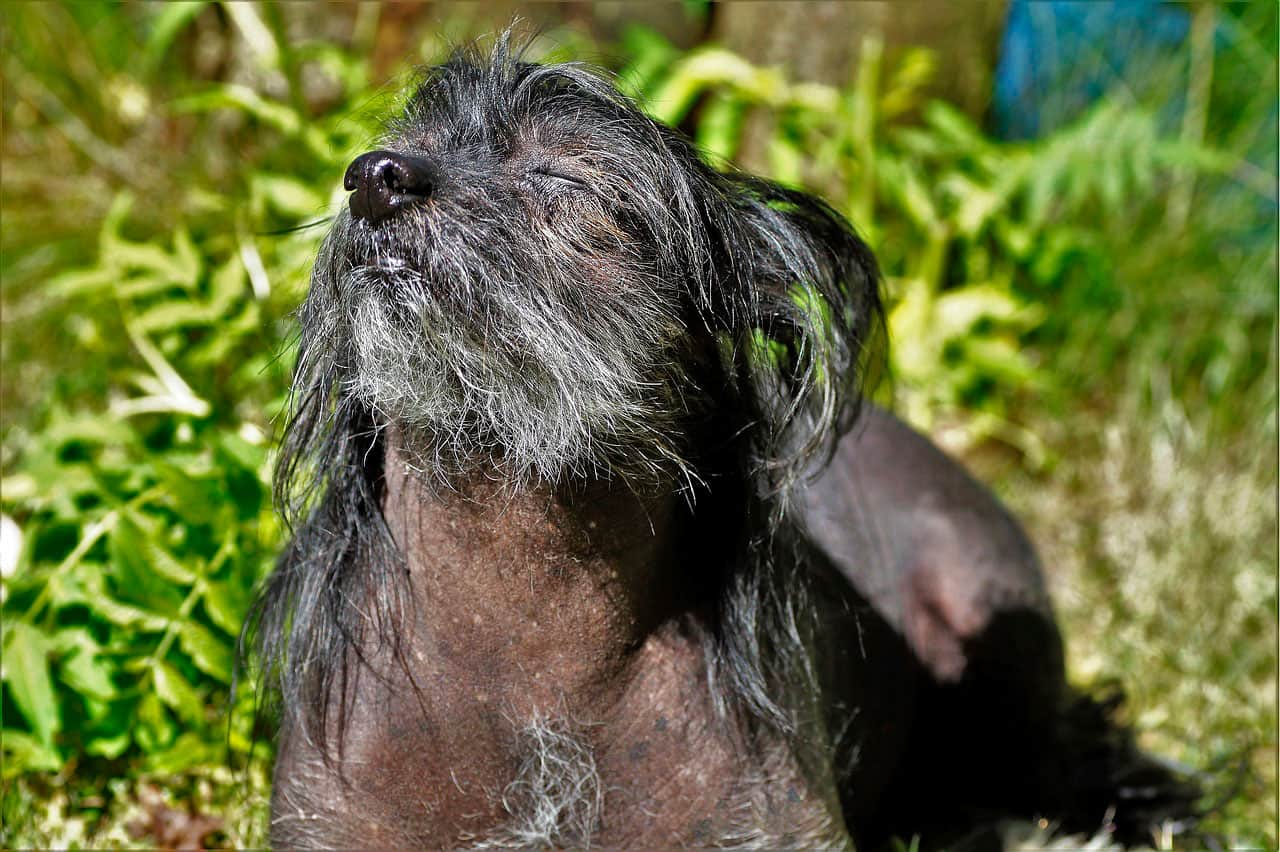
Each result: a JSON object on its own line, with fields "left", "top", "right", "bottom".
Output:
{"left": 383, "top": 163, "right": 410, "bottom": 193}
{"left": 345, "top": 150, "right": 436, "bottom": 223}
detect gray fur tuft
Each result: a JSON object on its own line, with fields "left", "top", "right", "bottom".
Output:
{"left": 473, "top": 715, "right": 603, "bottom": 849}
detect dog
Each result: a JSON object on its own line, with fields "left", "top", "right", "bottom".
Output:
{"left": 246, "top": 34, "right": 1197, "bottom": 849}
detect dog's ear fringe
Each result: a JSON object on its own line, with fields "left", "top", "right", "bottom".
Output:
{"left": 693, "top": 176, "right": 883, "bottom": 737}
{"left": 709, "top": 174, "right": 885, "bottom": 512}
{"left": 240, "top": 329, "right": 411, "bottom": 758}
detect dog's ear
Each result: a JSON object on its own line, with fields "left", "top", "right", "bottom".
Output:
{"left": 706, "top": 176, "right": 884, "bottom": 501}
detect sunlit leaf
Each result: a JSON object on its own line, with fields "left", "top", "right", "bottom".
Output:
{"left": 134, "top": 300, "right": 224, "bottom": 335}
{"left": 254, "top": 174, "right": 326, "bottom": 219}
{"left": 75, "top": 571, "right": 168, "bottom": 631}
{"left": 153, "top": 461, "right": 224, "bottom": 527}
{"left": 46, "top": 267, "right": 120, "bottom": 300}
{"left": 203, "top": 574, "right": 252, "bottom": 637}
{"left": 178, "top": 622, "right": 233, "bottom": 684}
{"left": 53, "top": 629, "right": 117, "bottom": 700}
{"left": 1, "top": 729, "right": 62, "bottom": 774}
{"left": 108, "top": 517, "right": 188, "bottom": 615}
{"left": 146, "top": 730, "right": 219, "bottom": 773}
{"left": 124, "top": 507, "right": 198, "bottom": 585}
{"left": 766, "top": 135, "right": 805, "bottom": 189}
{"left": 85, "top": 730, "right": 132, "bottom": 759}
{"left": 3, "top": 623, "right": 59, "bottom": 746}
{"left": 141, "top": 1, "right": 208, "bottom": 75}
{"left": 153, "top": 661, "right": 204, "bottom": 726}
{"left": 207, "top": 254, "right": 248, "bottom": 316}
{"left": 695, "top": 91, "right": 744, "bottom": 164}
{"left": 134, "top": 692, "right": 175, "bottom": 753}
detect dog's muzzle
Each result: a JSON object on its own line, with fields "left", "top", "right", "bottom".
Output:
{"left": 344, "top": 150, "right": 436, "bottom": 224}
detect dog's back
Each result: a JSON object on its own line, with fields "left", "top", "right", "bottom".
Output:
{"left": 806, "top": 407, "right": 1198, "bottom": 847}
{"left": 807, "top": 405, "right": 1053, "bottom": 683}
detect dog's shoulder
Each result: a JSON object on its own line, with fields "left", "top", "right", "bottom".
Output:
{"left": 801, "top": 405, "right": 1052, "bottom": 681}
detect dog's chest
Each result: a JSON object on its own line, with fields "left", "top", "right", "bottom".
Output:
{"left": 269, "top": 628, "right": 848, "bottom": 848}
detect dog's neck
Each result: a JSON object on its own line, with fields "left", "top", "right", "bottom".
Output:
{"left": 313, "top": 428, "right": 845, "bottom": 845}
{"left": 381, "top": 427, "right": 687, "bottom": 718}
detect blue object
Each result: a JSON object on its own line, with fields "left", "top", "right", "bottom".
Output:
{"left": 993, "top": 0, "right": 1192, "bottom": 139}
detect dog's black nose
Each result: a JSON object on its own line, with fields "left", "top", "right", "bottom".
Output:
{"left": 344, "top": 150, "right": 436, "bottom": 223}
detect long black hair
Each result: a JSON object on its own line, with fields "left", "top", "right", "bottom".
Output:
{"left": 242, "top": 33, "right": 883, "bottom": 757}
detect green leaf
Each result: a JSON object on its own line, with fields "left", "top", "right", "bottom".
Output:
{"left": 1, "top": 729, "right": 62, "bottom": 774}
{"left": 694, "top": 91, "right": 744, "bottom": 164}
{"left": 153, "top": 461, "right": 224, "bottom": 526}
{"left": 945, "top": 174, "right": 1006, "bottom": 237}
{"left": 3, "top": 623, "right": 59, "bottom": 746}
{"left": 153, "top": 662, "right": 205, "bottom": 726}
{"left": 53, "top": 629, "right": 117, "bottom": 700}
{"left": 134, "top": 692, "right": 175, "bottom": 753}
{"left": 962, "top": 336, "right": 1045, "bottom": 386}
{"left": 142, "top": 1, "right": 209, "bottom": 75}
{"left": 80, "top": 573, "right": 169, "bottom": 631}
{"left": 42, "top": 411, "right": 137, "bottom": 450}
{"left": 108, "top": 516, "right": 189, "bottom": 614}
{"left": 102, "top": 234, "right": 198, "bottom": 289}
{"left": 616, "top": 26, "right": 679, "bottom": 99}
{"left": 932, "top": 284, "right": 1041, "bottom": 340}
{"left": 122, "top": 508, "right": 198, "bottom": 585}
{"left": 207, "top": 254, "right": 248, "bottom": 317}
{"left": 877, "top": 157, "right": 938, "bottom": 230}
{"left": 46, "top": 266, "right": 120, "bottom": 300}
{"left": 187, "top": 301, "right": 261, "bottom": 367}
{"left": 203, "top": 575, "right": 252, "bottom": 636}
{"left": 171, "top": 227, "right": 203, "bottom": 286}
{"left": 0, "top": 472, "right": 37, "bottom": 503}
{"left": 146, "top": 730, "right": 218, "bottom": 773}
{"left": 254, "top": 174, "right": 326, "bottom": 218}
{"left": 133, "top": 300, "right": 224, "bottom": 335}
{"left": 923, "top": 101, "right": 991, "bottom": 154}
{"left": 12, "top": 431, "right": 105, "bottom": 514}
{"left": 766, "top": 135, "right": 805, "bottom": 189}
{"left": 116, "top": 272, "right": 190, "bottom": 299}
{"left": 178, "top": 622, "right": 233, "bottom": 683}
{"left": 171, "top": 85, "right": 329, "bottom": 158}
{"left": 85, "top": 730, "right": 132, "bottom": 760}
{"left": 216, "top": 429, "right": 267, "bottom": 476}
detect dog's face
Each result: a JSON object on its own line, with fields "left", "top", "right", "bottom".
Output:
{"left": 296, "top": 40, "right": 880, "bottom": 491}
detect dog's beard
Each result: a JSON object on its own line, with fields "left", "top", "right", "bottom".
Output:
{"left": 328, "top": 256, "right": 695, "bottom": 485}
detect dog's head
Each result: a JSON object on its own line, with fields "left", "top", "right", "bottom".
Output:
{"left": 293, "top": 35, "right": 881, "bottom": 497}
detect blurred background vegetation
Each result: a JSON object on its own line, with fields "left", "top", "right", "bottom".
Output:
{"left": 1, "top": 2, "right": 1274, "bottom": 848}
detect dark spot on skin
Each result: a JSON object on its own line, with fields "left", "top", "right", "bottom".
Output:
{"left": 691, "top": 818, "right": 712, "bottom": 842}
{"left": 654, "top": 716, "right": 668, "bottom": 732}
{"left": 628, "top": 741, "right": 650, "bottom": 762}
{"left": 786, "top": 785, "right": 801, "bottom": 803}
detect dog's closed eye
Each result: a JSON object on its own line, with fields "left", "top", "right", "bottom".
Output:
{"left": 528, "top": 168, "right": 590, "bottom": 192}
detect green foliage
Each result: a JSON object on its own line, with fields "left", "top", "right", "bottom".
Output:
{"left": 1, "top": 2, "right": 379, "bottom": 839}
{"left": 0, "top": 200, "right": 284, "bottom": 779}
{"left": 620, "top": 26, "right": 1275, "bottom": 461}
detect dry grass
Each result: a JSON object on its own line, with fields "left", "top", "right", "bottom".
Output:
{"left": 1001, "top": 385, "right": 1277, "bottom": 849}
